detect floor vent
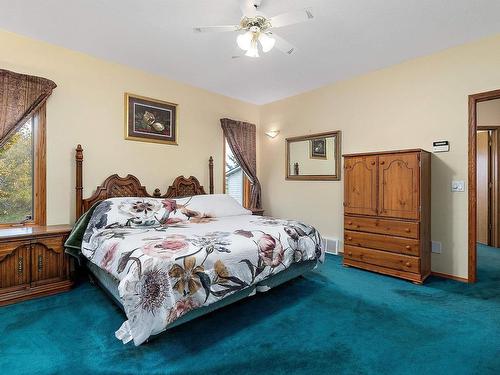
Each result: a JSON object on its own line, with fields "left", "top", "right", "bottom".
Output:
{"left": 322, "top": 237, "right": 339, "bottom": 255}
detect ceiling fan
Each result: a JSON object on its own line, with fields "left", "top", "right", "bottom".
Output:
{"left": 193, "top": 0, "right": 314, "bottom": 58}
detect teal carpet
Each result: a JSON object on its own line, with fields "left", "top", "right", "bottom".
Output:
{"left": 1, "top": 245, "right": 500, "bottom": 375}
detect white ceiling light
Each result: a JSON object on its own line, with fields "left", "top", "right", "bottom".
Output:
{"left": 193, "top": 0, "right": 314, "bottom": 58}
{"left": 237, "top": 31, "right": 253, "bottom": 51}
{"left": 258, "top": 33, "right": 276, "bottom": 53}
{"left": 244, "top": 38, "right": 260, "bottom": 57}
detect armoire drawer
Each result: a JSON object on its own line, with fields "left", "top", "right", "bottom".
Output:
{"left": 344, "top": 230, "right": 420, "bottom": 256}
{"left": 344, "top": 216, "right": 419, "bottom": 239}
{"left": 344, "top": 245, "right": 420, "bottom": 274}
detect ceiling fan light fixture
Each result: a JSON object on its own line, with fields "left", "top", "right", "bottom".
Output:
{"left": 237, "top": 31, "right": 254, "bottom": 51}
{"left": 258, "top": 33, "right": 276, "bottom": 53}
{"left": 245, "top": 39, "right": 260, "bottom": 57}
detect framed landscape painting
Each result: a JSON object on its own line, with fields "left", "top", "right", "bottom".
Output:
{"left": 125, "top": 93, "right": 178, "bottom": 145}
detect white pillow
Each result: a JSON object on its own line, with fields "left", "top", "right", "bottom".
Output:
{"left": 175, "top": 194, "right": 251, "bottom": 218}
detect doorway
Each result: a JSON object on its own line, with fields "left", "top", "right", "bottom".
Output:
{"left": 476, "top": 128, "right": 499, "bottom": 247}
{"left": 469, "top": 91, "right": 500, "bottom": 282}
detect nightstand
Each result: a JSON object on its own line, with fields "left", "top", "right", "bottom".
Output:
{"left": 250, "top": 208, "right": 265, "bottom": 216}
{"left": 0, "top": 225, "right": 74, "bottom": 306}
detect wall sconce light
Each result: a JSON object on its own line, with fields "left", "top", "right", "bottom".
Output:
{"left": 265, "top": 130, "right": 280, "bottom": 139}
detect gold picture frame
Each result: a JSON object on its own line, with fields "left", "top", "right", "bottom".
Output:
{"left": 285, "top": 130, "right": 341, "bottom": 181}
{"left": 124, "top": 93, "right": 178, "bottom": 145}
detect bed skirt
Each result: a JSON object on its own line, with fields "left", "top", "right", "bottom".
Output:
{"left": 86, "top": 259, "right": 317, "bottom": 330}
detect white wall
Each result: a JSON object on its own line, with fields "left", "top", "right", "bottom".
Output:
{"left": 0, "top": 29, "right": 260, "bottom": 225}
{"left": 260, "top": 33, "right": 500, "bottom": 279}
{"left": 4, "top": 26, "right": 500, "bottom": 279}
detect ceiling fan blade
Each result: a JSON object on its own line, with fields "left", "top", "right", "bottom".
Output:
{"left": 239, "top": 0, "right": 259, "bottom": 16}
{"left": 269, "top": 8, "right": 314, "bottom": 28}
{"left": 268, "top": 32, "right": 296, "bottom": 55}
{"left": 193, "top": 25, "right": 240, "bottom": 33}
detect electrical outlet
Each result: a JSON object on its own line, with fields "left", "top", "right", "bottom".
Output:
{"left": 451, "top": 180, "right": 465, "bottom": 192}
{"left": 431, "top": 241, "right": 442, "bottom": 254}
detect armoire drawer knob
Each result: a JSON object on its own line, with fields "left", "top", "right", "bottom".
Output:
{"left": 380, "top": 161, "right": 385, "bottom": 165}
{"left": 405, "top": 228, "right": 411, "bottom": 232}
{"left": 405, "top": 245, "right": 411, "bottom": 250}
{"left": 347, "top": 221, "right": 353, "bottom": 225}
{"left": 348, "top": 252, "right": 353, "bottom": 256}
{"left": 371, "top": 161, "right": 375, "bottom": 165}
{"left": 347, "top": 237, "right": 352, "bottom": 241}
{"left": 405, "top": 262, "right": 411, "bottom": 267}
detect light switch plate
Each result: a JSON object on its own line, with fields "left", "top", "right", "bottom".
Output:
{"left": 451, "top": 180, "right": 465, "bottom": 192}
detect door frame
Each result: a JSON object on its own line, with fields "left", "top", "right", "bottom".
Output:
{"left": 468, "top": 89, "right": 500, "bottom": 282}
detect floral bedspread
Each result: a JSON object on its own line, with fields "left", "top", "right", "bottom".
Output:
{"left": 81, "top": 196, "right": 324, "bottom": 346}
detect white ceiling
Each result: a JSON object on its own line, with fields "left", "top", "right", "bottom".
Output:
{"left": 1, "top": 0, "right": 500, "bottom": 104}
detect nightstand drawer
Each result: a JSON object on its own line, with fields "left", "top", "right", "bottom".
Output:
{"left": 30, "top": 240, "right": 67, "bottom": 285}
{"left": 0, "top": 243, "right": 30, "bottom": 291}
{"left": 0, "top": 225, "right": 73, "bottom": 306}
{"left": 344, "top": 230, "right": 420, "bottom": 256}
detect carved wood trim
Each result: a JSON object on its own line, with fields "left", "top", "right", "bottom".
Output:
{"left": 163, "top": 176, "right": 206, "bottom": 198}
{"left": 82, "top": 174, "right": 152, "bottom": 214}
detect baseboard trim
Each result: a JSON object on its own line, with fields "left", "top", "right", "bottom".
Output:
{"left": 431, "top": 271, "right": 468, "bottom": 283}
{"left": 325, "top": 250, "right": 339, "bottom": 256}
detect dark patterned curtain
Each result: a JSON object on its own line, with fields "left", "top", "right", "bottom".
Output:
{"left": 221, "top": 118, "right": 262, "bottom": 209}
{"left": 0, "top": 69, "right": 56, "bottom": 147}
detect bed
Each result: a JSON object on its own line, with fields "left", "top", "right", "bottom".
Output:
{"left": 65, "top": 145, "right": 325, "bottom": 346}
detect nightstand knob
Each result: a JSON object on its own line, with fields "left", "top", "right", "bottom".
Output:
{"left": 347, "top": 237, "right": 352, "bottom": 241}
{"left": 405, "top": 245, "right": 411, "bottom": 250}
{"left": 348, "top": 252, "right": 353, "bottom": 256}
{"left": 347, "top": 221, "right": 353, "bottom": 225}
{"left": 405, "top": 262, "right": 411, "bottom": 267}
{"left": 380, "top": 161, "right": 385, "bottom": 165}
{"left": 405, "top": 228, "right": 411, "bottom": 232}
{"left": 371, "top": 161, "right": 375, "bottom": 165}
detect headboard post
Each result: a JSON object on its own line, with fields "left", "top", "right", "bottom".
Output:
{"left": 75, "top": 144, "right": 84, "bottom": 220}
{"left": 209, "top": 156, "right": 214, "bottom": 194}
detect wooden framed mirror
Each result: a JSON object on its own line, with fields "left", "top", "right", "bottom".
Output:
{"left": 286, "top": 131, "right": 341, "bottom": 181}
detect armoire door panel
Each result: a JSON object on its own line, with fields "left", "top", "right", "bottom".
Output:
{"left": 378, "top": 153, "right": 420, "bottom": 220}
{"left": 0, "top": 242, "right": 30, "bottom": 291}
{"left": 344, "top": 155, "right": 378, "bottom": 216}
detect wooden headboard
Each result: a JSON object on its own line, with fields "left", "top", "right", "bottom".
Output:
{"left": 75, "top": 144, "right": 214, "bottom": 219}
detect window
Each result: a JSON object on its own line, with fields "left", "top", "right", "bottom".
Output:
{"left": 0, "top": 108, "right": 46, "bottom": 226}
{"left": 223, "top": 139, "right": 250, "bottom": 207}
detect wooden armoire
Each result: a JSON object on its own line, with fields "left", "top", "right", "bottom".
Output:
{"left": 343, "top": 149, "right": 431, "bottom": 283}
